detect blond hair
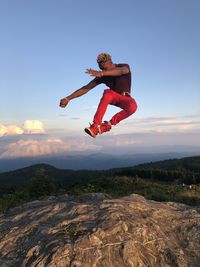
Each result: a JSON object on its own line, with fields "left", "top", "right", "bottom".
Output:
{"left": 97, "top": 53, "right": 112, "bottom": 63}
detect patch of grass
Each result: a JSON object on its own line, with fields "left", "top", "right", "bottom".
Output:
{"left": 56, "top": 223, "right": 85, "bottom": 239}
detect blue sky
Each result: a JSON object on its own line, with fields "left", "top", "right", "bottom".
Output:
{"left": 0, "top": 0, "right": 200, "bottom": 159}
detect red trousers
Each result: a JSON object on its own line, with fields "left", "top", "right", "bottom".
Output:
{"left": 93, "top": 89, "right": 137, "bottom": 126}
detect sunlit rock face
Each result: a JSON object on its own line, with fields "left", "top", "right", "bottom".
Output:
{"left": 0, "top": 193, "right": 200, "bottom": 267}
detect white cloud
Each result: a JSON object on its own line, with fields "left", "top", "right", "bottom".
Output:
{"left": 0, "top": 138, "right": 101, "bottom": 159}
{"left": 0, "top": 124, "right": 24, "bottom": 137}
{"left": 0, "top": 120, "right": 45, "bottom": 137}
{"left": 23, "top": 120, "right": 45, "bottom": 134}
{"left": 121, "top": 114, "right": 200, "bottom": 133}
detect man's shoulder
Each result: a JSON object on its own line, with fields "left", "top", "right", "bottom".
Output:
{"left": 117, "top": 63, "right": 130, "bottom": 67}
{"left": 117, "top": 63, "right": 130, "bottom": 70}
{"left": 117, "top": 63, "right": 131, "bottom": 73}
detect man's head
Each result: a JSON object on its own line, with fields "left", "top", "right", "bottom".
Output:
{"left": 97, "top": 53, "right": 112, "bottom": 70}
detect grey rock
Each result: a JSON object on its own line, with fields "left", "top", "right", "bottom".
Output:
{"left": 0, "top": 193, "right": 200, "bottom": 267}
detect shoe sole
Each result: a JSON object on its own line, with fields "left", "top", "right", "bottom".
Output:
{"left": 84, "top": 127, "right": 96, "bottom": 138}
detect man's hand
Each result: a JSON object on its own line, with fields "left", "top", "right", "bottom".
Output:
{"left": 59, "top": 97, "right": 69, "bottom": 108}
{"left": 85, "top": 68, "right": 103, "bottom": 77}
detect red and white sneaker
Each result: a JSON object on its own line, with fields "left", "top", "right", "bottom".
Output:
{"left": 99, "top": 121, "right": 112, "bottom": 135}
{"left": 84, "top": 123, "right": 100, "bottom": 138}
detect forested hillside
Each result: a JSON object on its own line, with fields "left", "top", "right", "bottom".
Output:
{"left": 131, "top": 156, "right": 200, "bottom": 172}
{"left": 115, "top": 156, "right": 200, "bottom": 184}
{"left": 0, "top": 156, "right": 200, "bottom": 211}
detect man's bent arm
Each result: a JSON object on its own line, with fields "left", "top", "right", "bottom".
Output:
{"left": 86, "top": 66, "right": 129, "bottom": 77}
{"left": 102, "top": 66, "right": 129, "bottom": 77}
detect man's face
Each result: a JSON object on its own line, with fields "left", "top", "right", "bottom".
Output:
{"left": 98, "top": 61, "right": 109, "bottom": 70}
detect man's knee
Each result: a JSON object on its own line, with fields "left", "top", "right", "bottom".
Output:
{"left": 128, "top": 101, "right": 137, "bottom": 115}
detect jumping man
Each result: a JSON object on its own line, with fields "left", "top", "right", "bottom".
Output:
{"left": 59, "top": 53, "right": 137, "bottom": 137}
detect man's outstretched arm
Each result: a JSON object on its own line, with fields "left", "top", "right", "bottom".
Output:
{"left": 59, "top": 80, "right": 97, "bottom": 108}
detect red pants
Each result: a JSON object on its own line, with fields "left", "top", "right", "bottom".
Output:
{"left": 93, "top": 89, "right": 137, "bottom": 125}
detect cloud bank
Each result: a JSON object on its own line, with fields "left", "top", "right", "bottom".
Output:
{"left": 119, "top": 114, "right": 200, "bottom": 134}
{"left": 0, "top": 115, "right": 199, "bottom": 159}
{"left": 0, "top": 138, "right": 100, "bottom": 159}
{"left": 0, "top": 120, "right": 45, "bottom": 137}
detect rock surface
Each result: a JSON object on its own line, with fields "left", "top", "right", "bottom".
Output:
{"left": 0, "top": 193, "right": 200, "bottom": 267}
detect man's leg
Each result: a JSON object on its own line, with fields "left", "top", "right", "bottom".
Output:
{"left": 93, "top": 89, "right": 116, "bottom": 125}
{"left": 110, "top": 96, "right": 137, "bottom": 125}
{"left": 85, "top": 90, "right": 137, "bottom": 137}
{"left": 99, "top": 94, "right": 137, "bottom": 135}
{"left": 85, "top": 89, "right": 116, "bottom": 137}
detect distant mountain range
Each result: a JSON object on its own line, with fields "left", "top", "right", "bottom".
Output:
{"left": 0, "top": 151, "right": 200, "bottom": 173}
{"left": 0, "top": 155, "right": 200, "bottom": 188}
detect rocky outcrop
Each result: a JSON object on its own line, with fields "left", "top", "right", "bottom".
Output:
{"left": 0, "top": 193, "right": 200, "bottom": 267}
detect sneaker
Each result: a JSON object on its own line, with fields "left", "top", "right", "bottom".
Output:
{"left": 84, "top": 123, "right": 100, "bottom": 138}
{"left": 99, "top": 121, "right": 112, "bottom": 134}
